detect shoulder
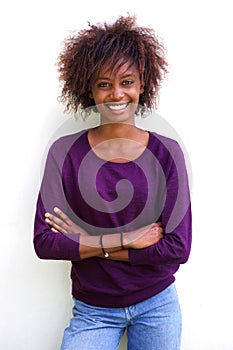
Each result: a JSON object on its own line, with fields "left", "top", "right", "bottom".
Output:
{"left": 148, "top": 131, "right": 188, "bottom": 175}
{"left": 149, "top": 131, "right": 183, "bottom": 157}
{"left": 51, "top": 129, "right": 88, "bottom": 149}
{"left": 48, "top": 129, "right": 88, "bottom": 155}
{"left": 149, "top": 131, "right": 180, "bottom": 148}
{"left": 43, "top": 129, "right": 89, "bottom": 168}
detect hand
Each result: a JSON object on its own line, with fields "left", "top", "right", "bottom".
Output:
{"left": 125, "top": 222, "right": 164, "bottom": 249}
{"left": 45, "top": 207, "right": 88, "bottom": 236}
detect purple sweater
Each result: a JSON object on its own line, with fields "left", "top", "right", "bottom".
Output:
{"left": 34, "top": 130, "right": 192, "bottom": 307}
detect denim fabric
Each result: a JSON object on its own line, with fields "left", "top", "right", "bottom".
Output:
{"left": 60, "top": 283, "right": 182, "bottom": 350}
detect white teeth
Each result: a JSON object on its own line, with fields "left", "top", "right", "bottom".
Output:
{"left": 107, "top": 103, "right": 128, "bottom": 110}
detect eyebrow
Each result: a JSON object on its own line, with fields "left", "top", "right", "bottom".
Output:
{"left": 95, "top": 73, "right": 136, "bottom": 82}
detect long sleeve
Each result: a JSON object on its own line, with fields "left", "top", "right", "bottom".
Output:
{"left": 33, "top": 130, "right": 192, "bottom": 307}
{"left": 128, "top": 139, "right": 192, "bottom": 266}
{"left": 33, "top": 137, "right": 81, "bottom": 261}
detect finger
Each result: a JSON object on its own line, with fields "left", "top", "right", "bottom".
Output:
{"left": 157, "top": 227, "right": 164, "bottom": 234}
{"left": 151, "top": 227, "right": 163, "bottom": 236}
{"left": 154, "top": 222, "right": 162, "bottom": 227}
{"left": 45, "top": 212, "right": 64, "bottom": 226}
{"left": 45, "top": 215, "right": 68, "bottom": 234}
{"left": 46, "top": 219, "right": 68, "bottom": 234}
{"left": 54, "top": 207, "right": 72, "bottom": 225}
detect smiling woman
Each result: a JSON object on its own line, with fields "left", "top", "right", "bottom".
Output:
{"left": 34, "top": 14, "right": 192, "bottom": 350}
{"left": 57, "top": 15, "right": 168, "bottom": 117}
{"left": 89, "top": 61, "right": 143, "bottom": 124}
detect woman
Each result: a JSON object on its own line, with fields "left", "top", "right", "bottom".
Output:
{"left": 34, "top": 15, "right": 192, "bottom": 350}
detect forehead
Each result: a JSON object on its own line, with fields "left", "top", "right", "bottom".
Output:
{"left": 96, "top": 58, "right": 139, "bottom": 78}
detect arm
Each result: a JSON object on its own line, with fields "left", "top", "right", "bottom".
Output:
{"left": 33, "top": 138, "right": 83, "bottom": 261}
{"left": 34, "top": 194, "right": 81, "bottom": 260}
{"left": 129, "top": 141, "right": 192, "bottom": 266}
{"left": 34, "top": 136, "right": 163, "bottom": 261}
{"left": 44, "top": 207, "right": 164, "bottom": 260}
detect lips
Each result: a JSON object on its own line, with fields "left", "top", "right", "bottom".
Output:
{"left": 105, "top": 103, "right": 129, "bottom": 111}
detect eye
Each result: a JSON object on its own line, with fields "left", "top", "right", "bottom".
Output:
{"left": 122, "top": 80, "right": 134, "bottom": 86}
{"left": 97, "top": 82, "right": 110, "bottom": 88}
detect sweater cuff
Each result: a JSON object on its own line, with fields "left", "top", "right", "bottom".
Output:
{"left": 128, "top": 247, "right": 153, "bottom": 266}
{"left": 61, "top": 233, "right": 81, "bottom": 261}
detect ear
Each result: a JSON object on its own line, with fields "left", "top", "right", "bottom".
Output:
{"left": 89, "top": 91, "right": 93, "bottom": 99}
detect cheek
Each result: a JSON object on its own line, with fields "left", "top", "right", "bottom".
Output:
{"left": 91, "top": 90, "right": 108, "bottom": 104}
{"left": 133, "top": 87, "right": 143, "bottom": 100}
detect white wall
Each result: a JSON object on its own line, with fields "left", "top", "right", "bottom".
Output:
{"left": 1, "top": 0, "right": 233, "bottom": 349}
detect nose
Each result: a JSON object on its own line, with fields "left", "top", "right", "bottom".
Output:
{"left": 110, "top": 85, "right": 124, "bottom": 100}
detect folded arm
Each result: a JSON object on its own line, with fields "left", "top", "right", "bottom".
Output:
{"left": 44, "top": 207, "right": 164, "bottom": 260}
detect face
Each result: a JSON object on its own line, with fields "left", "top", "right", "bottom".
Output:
{"left": 89, "top": 60, "right": 144, "bottom": 125}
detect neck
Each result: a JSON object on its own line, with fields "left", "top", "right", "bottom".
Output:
{"left": 97, "top": 122, "right": 138, "bottom": 139}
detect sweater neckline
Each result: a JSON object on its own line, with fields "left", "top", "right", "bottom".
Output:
{"left": 84, "top": 129, "right": 152, "bottom": 167}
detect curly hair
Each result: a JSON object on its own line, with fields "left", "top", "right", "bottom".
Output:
{"left": 57, "top": 15, "right": 168, "bottom": 117}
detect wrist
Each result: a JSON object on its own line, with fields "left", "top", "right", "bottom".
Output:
{"left": 120, "top": 232, "right": 125, "bottom": 250}
{"left": 123, "top": 231, "right": 133, "bottom": 249}
{"left": 99, "top": 233, "right": 110, "bottom": 258}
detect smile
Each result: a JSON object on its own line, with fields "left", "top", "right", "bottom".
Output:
{"left": 106, "top": 103, "right": 129, "bottom": 111}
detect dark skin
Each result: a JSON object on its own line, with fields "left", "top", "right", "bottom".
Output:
{"left": 45, "top": 60, "right": 164, "bottom": 260}
{"left": 45, "top": 208, "right": 163, "bottom": 261}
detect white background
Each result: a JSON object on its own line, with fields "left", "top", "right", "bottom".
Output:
{"left": 0, "top": 0, "right": 233, "bottom": 349}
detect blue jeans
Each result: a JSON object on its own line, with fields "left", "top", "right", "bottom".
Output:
{"left": 60, "top": 283, "right": 181, "bottom": 350}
